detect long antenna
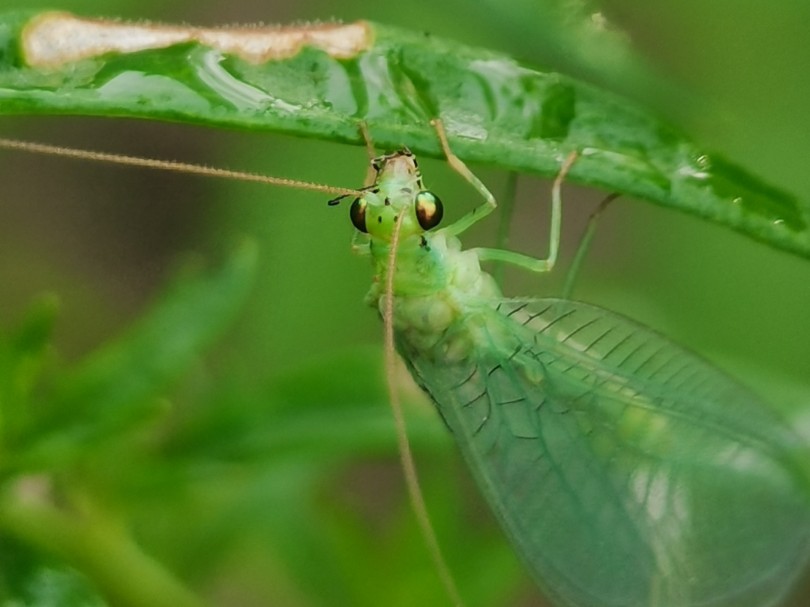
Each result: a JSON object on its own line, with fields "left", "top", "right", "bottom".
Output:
{"left": 0, "top": 137, "right": 362, "bottom": 198}
{"left": 383, "top": 213, "right": 465, "bottom": 607}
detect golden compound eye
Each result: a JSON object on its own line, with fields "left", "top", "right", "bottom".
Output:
{"left": 350, "top": 198, "right": 368, "bottom": 233}
{"left": 414, "top": 191, "right": 444, "bottom": 230}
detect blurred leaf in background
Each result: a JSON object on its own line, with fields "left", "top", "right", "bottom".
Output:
{"left": 0, "top": 1, "right": 808, "bottom": 606}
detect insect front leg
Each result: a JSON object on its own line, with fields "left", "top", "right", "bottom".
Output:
{"left": 474, "top": 151, "right": 575, "bottom": 274}
{"left": 430, "top": 118, "right": 499, "bottom": 237}
{"left": 351, "top": 230, "right": 371, "bottom": 256}
{"left": 358, "top": 121, "right": 379, "bottom": 186}
{"left": 431, "top": 117, "right": 577, "bottom": 274}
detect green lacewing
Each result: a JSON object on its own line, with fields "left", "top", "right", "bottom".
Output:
{"left": 2, "top": 122, "right": 808, "bottom": 606}
{"left": 336, "top": 119, "right": 810, "bottom": 607}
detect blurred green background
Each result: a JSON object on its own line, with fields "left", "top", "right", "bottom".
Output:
{"left": 0, "top": 1, "right": 808, "bottom": 606}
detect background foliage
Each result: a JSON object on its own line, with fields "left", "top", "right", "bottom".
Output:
{"left": 0, "top": 1, "right": 808, "bottom": 606}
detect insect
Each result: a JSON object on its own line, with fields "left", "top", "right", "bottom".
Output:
{"left": 2, "top": 121, "right": 809, "bottom": 607}
{"left": 331, "top": 119, "right": 810, "bottom": 607}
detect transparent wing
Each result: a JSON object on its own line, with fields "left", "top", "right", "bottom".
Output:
{"left": 400, "top": 298, "right": 810, "bottom": 607}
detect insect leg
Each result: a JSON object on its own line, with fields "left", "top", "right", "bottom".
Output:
{"left": 358, "top": 121, "right": 379, "bottom": 186}
{"left": 350, "top": 230, "right": 371, "bottom": 256}
{"left": 327, "top": 122, "right": 379, "bottom": 205}
{"left": 471, "top": 151, "right": 578, "bottom": 274}
{"left": 350, "top": 121, "right": 374, "bottom": 254}
{"left": 358, "top": 121, "right": 377, "bottom": 159}
{"left": 431, "top": 118, "right": 498, "bottom": 237}
{"left": 562, "top": 192, "right": 621, "bottom": 298}
{"left": 493, "top": 171, "right": 518, "bottom": 285}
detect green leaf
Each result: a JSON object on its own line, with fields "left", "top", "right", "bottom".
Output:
{"left": 0, "top": 11, "right": 807, "bottom": 259}
{"left": 0, "top": 295, "right": 58, "bottom": 444}
{"left": 0, "top": 544, "right": 108, "bottom": 607}
{"left": 16, "top": 242, "right": 257, "bottom": 470}
{"left": 165, "top": 347, "right": 449, "bottom": 463}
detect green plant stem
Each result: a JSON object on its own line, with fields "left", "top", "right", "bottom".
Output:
{"left": 0, "top": 483, "right": 204, "bottom": 607}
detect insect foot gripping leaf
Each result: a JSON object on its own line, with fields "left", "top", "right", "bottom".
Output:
{"left": 346, "top": 134, "right": 810, "bottom": 607}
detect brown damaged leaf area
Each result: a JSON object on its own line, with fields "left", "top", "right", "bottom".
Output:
{"left": 22, "top": 11, "right": 373, "bottom": 68}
